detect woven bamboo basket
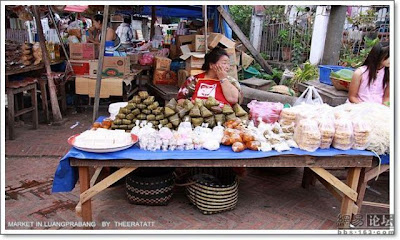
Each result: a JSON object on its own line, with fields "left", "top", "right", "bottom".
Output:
{"left": 185, "top": 168, "right": 239, "bottom": 215}
{"left": 126, "top": 167, "right": 175, "bottom": 206}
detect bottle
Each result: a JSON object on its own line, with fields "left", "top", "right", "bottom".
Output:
{"left": 80, "top": 21, "right": 86, "bottom": 43}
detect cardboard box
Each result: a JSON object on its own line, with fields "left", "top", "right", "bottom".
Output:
{"left": 154, "top": 56, "right": 172, "bottom": 71}
{"left": 70, "top": 60, "right": 90, "bottom": 76}
{"left": 177, "top": 35, "right": 195, "bottom": 54}
{"left": 169, "top": 44, "right": 178, "bottom": 59}
{"left": 88, "top": 60, "right": 99, "bottom": 78}
{"left": 102, "top": 56, "right": 130, "bottom": 77}
{"left": 207, "top": 33, "right": 235, "bottom": 49}
{"left": 153, "top": 69, "right": 177, "bottom": 85}
{"left": 194, "top": 35, "right": 206, "bottom": 52}
{"left": 127, "top": 52, "right": 143, "bottom": 65}
{"left": 227, "top": 65, "right": 238, "bottom": 80}
{"left": 75, "top": 76, "right": 123, "bottom": 98}
{"left": 69, "top": 43, "right": 96, "bottom": 60}
{"left": 187, "top": 69, "right": 205, "bottom": 76}
{"left": 71, "top": 60, "right": 99, "bottom": 77}
{"left": 225, "top": 48, "right": 237, "bottom": 66}
{"left": 180, "top": 45, "right": 205, "bottom": 71}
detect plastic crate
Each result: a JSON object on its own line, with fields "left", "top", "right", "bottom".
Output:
{"left": 319, "top": 65, "right": 354, "bottom": 85}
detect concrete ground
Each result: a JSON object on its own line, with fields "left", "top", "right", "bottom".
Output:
{"left": 4, "top": 107, "right": 390, "bottom": 231}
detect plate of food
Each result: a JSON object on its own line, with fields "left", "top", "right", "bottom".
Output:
{"left": 68, "top": 129, "right": 138, "bottom": 153}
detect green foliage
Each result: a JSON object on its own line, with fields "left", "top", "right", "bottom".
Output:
{"left": 286, "top": 61, "right": 318, "bottom": 88}
{"left": 291, "top": 42, "right": 305, "bottom": 66}
{"left": 277, "top": 29, "right": 290, "bottom": 47}
{"left": 346, "top": 9, "right": 376, "bottom": 27}
{"left": 229, "top": 5, "right": 253, "bottom": 37}
{"left": 257, "top": 68, "right": 283, "bottom": 82}
{"left": 339, "top": 37, "right": 379, "bottom": 68}
{"left": 264, "top": 6, "right": 285, "bottom": 22}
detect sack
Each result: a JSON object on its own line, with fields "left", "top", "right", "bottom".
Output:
{"left": 294, "top": 86, "right": 323, "bottom": 106}
{"left": 247, "top": 100, "right": 283, "bottom": 125}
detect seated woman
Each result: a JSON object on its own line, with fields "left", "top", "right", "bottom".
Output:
{"left": 348, "top": 42, "right": 390, "bottom": 106}
{"left": 88, "top": 14, "right": 120, "bottom": 47}
{"left": 177, "top": 47, "right": 243, "bottom": 105}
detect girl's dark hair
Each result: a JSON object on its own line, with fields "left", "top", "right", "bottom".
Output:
{"left": 201, "top": 47, "right": 229, "bottom": 71}
{"left": 93, "top": 14, "right": 103, "bottom": 24}
{"left": 362, "top": 42, "right": 389, "bottom": 89}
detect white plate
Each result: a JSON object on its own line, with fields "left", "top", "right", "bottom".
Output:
{"left": 68, "top": 133, "right": 138, "bottom": 153}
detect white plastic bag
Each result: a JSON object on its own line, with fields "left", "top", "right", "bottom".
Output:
{"left": 294, "top": 86, "right": 324, "bottom": 106}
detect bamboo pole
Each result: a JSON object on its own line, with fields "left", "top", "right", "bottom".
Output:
{"left": 150, "top": 6, "right": 156, "bottom": 40}
{"left": 92, "top": 5, "right": 110, "bottom": 123}
{"left": 204, "top": 5, "right": 208, "bottom": 53}
{"left": 47, "top": 6, "right": 72, "bottom": 72}
{"left": 33, "top": 5, "right": 62, "bottom": 122}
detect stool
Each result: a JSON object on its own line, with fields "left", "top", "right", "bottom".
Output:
{"left": 6, "top": 82, "right": 38, "bottom": 140}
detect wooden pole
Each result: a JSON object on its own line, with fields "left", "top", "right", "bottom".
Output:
{"left": 217, "top": 6, "right": 273, "bottom": 74}
{"left": 92, "top": 5, "right": 110, "bottom": 123}
{"left": 150, "top": 6, "right": 156, "bottom": 40}
{"left": 204, "top": 5, "right": 208, "bottom": 53}
{"left": 33, "top": 5, "right": 63, "bottom": 122}
{"left": 47, "top": 6, "right": 73, "bottom": 72}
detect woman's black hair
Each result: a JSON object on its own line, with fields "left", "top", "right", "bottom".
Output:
{"left": 362, "top": 42, "right": 389, "bottom": 89}
{"left": 124, "top": 16, "right": 131, "bottom": 24}
{"left": 93, "top": 14, "right": 103, "bottom": 24}
{"left": 201, "top": 47, "right": 229, "bottom": 71}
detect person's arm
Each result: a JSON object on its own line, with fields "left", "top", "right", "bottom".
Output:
{"left": 383, "top": 83, "right": 390, "bottom": 105}
{"left": 177, "top": 75, "right": 197, "bottom": 103}
{"left": 106, "top": 28, "right": 116, "bottom": 41}
{"left": 220, "top": 79, "right": 240, "bottom": 105}
{"left": 348, "top": 68, "right": 363, "bottom": 104}
{"left": 214, "top": 64, "right": 239, "bottom": 105}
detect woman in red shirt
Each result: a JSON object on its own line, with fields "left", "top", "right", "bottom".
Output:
{"left": 177, "top": 47, "right": 242, "bottom": 106}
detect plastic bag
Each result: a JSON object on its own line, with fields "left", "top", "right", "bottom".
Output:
{"left": 317, "top": 117, "right": 335, "bottom": 149}
{"left": 139, "top": 53, "right": 154, "bottom": 66}
{"left": 247, "top": 100, "right": 283, "bottom": 125}
{"left": 294, "top": 86, "right": 323, "bottom": 106}
{"left": 332, "top": 118, "right": 354, "bottom": 150}
{"left": 294, "top": 119, "right": 321, "bottom": 152}
{"left": 352, "top": 118, "right": 371, "bottom": 150}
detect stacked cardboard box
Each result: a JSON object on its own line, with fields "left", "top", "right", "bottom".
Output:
{"left": 153, "top": 56, "right": 177, "bottom": 85}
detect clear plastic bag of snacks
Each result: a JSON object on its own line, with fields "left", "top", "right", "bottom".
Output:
{"left": 352, "top": 118, "right": 371, "bottom": 150}
{"left": 332, "top": 118, "right": 354, "bottom": 150}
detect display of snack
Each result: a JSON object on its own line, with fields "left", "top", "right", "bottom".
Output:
{"left": 352, "top": 119, "right": 371, "bottom": 150}
{"left": 294, "top": 119, "right": 321, "bottom": 152}
{"left": 332, "top": 118, "right": 354, "bottom": 150}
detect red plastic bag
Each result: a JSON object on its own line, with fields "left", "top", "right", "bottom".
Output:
{"left": 247, "top": 100, "right": 283, "bottom": 125}
{"left": 138, "top": 53, "right": 154, "bottom": 66}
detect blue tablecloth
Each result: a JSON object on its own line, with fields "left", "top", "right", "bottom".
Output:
{"left": 51, "top": 116, "right": 386, "bottom": 193}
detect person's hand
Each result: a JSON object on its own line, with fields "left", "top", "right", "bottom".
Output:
{"left": 212, "top": 64, "right": 228, "bottom": 80}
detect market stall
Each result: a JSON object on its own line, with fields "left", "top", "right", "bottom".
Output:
{"left": 51, "top": 85, "right": 390, "bottom": 229}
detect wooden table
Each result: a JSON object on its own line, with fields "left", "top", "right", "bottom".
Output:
{"left": 70, "top": 154, "right": 373, "bottom": 229}
{"left": 6, "top": 60, "right": 66, "bottom": 123}
{"left": 146, "top": 83, "right": 179, "bottom": 105}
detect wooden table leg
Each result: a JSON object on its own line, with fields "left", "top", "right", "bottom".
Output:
{"left": 31, "top": 84, "right": 39, "bottom": 129}
{"left": 79, "top": 166, "right": 93, "bottom": 229}
{"left": 7, "top": 89, "right": 15, "bottom": 140}
{"left": 340, "top": 167, "right": 361, "bottom": 229}
{"left": 59, "top": 82, "right": 67, "bottom": 115}
{"left": 39, "top": 80, "right": 50, "bottom": 123}
{"left": 356, "top": 168, "right": 367, "bottom": 214}
{"left": 301, "top": 167, "right": 313, "bottom": 189}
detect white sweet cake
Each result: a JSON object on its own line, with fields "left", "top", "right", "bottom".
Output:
{"left": 73, "top": 129, "right": 132, "bottom": 149}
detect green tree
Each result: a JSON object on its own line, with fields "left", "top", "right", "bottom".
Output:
{"left": 229, "top": 5, "right": 253, "bottom": 37}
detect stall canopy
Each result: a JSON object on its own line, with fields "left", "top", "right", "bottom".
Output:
{"left": 64, "top": 5, "right": 89, "bottom": 12}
